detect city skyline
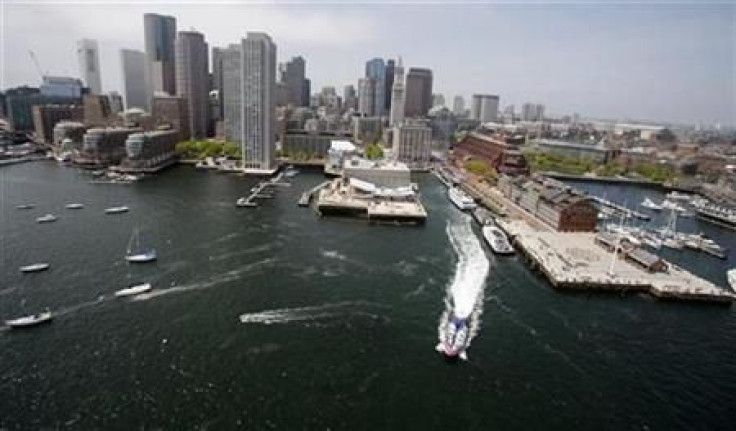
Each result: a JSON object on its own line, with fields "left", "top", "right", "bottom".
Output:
{"left": 2, "top": 2, "right": 734, "bottom": 126}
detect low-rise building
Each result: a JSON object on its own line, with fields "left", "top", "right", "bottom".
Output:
{"left": 282, "top": 131, "right": 353, "bottom": 160}
{"left": 342, "top": 156, "right": 411, "bottom": 188}
{"left": 531, "top": 138, "right": 614, "bottom": 163}
{"left": 118, "top": 129, "right": 179, "bottom": 171}
{"left": 152, "top": 94, "right": 189, "bottom": 140}
{"left": 352, "top": 116, "right": 383, "bottom": 143}
{"left": 454, "top": 131, "right": 529, "bottom": 175}
{"left": 498, "top": 174, "right": 597, "bottom": 232}
{"left": 32, "top": 104, "right": 84, "bottom": 143}
{"left": 83, "top": 94, "right": 114, "bottom": 127}
{"left": 75, "top": 127, "right": 141, "bottom": 167}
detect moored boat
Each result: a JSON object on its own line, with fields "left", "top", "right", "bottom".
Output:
{"left": 447, "top": 187, "right": 477, "bottom": 211}
{"left": 641, "top": 197, "right": 662, "bottom": 211}
{"left": 482, "top": 225, "right": 515, "bottom": 255}
{"left": 19, "top": 263, "right": 50, "bottom": 273}
{"left": 728, "top": 269, "right": 736, "bottom": 290}
{"left": 114, "top": 282, "right": 152, "bottom": 297}
{"left": 236, "top": 197, "right": 257, "bottom": 207}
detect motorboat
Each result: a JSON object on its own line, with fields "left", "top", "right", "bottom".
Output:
{"left": 641, "top": 198, "right": 662, "bottom": 211}
{"left": 661, "top": 200, "right": 686, "bottom": 213}
{"left": 16, "top": 204, "right": 35, "bottom": 210}
{"left": 5, "top": 310, "right": 53, "bottom": 328}
{"left": 125, "top": 228, "right": 157, "bottom": 263}
{"left": 19, "top": 263, "right": 50, "bottom": 273}
{"left": 438, "top": 313, "right": 470, "bottom": 360}
{"left": 65, "top": 203, "right": 84, "bottom": 209}
{"left": 447, "top": 187, "right": 477, "bottom": 211}
{"left": 105, "top": 206, "right": 129, "bottom": 214}
{"left": 36, "top": 214, "right": 58, "bottom": 223}
{"left": 115, "top": 282, "right": 152, "bottom": 297}
{"left": 482, "top": 225, "right": 515, "bottom": 255}
{"left": 236, "top": 198, "right": 257, "bottom": 208}
{"left": 728, "top": 269, "right": 736, "bottom": 290}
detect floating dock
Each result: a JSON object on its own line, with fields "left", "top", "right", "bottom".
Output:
{"left": 497, "top": 219, "right": 735, "bottom": 304}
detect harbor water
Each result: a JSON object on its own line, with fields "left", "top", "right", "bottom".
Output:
{"left": 1, "top": 162, "right": 735, "bottom": 429}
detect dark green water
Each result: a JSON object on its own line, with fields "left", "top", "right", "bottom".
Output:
{"left": 1, "top": 162, "right": 735, "bottom": 430}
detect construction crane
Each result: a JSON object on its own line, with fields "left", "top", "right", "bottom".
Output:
{"left": 28, "top": 50, "right": 46, "bottom": 80}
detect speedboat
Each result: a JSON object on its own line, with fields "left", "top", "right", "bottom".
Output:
{"left": 482, "top": 225, "right": 515, "bottom": 255}
{"left": 236, "top": 197, "right": 257, "bottom": 207}
{"left": 105, "top": 206, "right": 129, "bottom": 214}
{"left": 16, "top": 204, "right": 35, "bottom": 210}
{"left": 125, "top": 249, "right": 157, "bottom": 263}
{"left": 728, "top": 269, "right": 736, "bottom": 290}
{"left": 5, "top": 310, "right": 53, "bottom": 328}
{"left": 36, "top": 214, "right": 58, "bottom": 223}
{"left": 438, "top": 314, "right": 470, "bottom": 360}
{"left": 641, "top": 198, "right": 662, "bottom": 211}
{"left": 19, "top": 263, "right": 50, "bottom": 273}
{"left": 114, "top": 283, "right": 152, "bottom": 297}
{"left": 65, "top": 203, "right": 84, "bottom": 209}
{"left": 447, "top": 187, "right": 477, "bottom": 211}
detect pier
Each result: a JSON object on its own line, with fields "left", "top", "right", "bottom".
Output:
{"left": 237, "top": 172, "right": 286, "bottom": 208}
{"left": 299, "top": 181, "right": 331, "bottom": 207}
{"left": 497, "top": 219, "right": 735, "bottom": 304}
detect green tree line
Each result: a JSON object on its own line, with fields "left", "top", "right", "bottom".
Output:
{"left": 176, "top": 140, "right": 241, "bottom": 159}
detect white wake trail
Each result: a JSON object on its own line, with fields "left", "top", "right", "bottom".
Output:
{"left": 446, "top": 216, "right": 490, "bottom": 319}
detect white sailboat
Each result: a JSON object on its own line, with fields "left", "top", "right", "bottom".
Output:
{"left": 115, "top": 282, "right": 152, "bottom": 297}
{"left": 125, "top": 228, "right": 157, "bottom": 263}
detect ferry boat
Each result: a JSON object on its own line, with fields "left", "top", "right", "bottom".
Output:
{"left": 447, "top": 187, "right": 477, "bottom": 211}
{"left": 105, "top": 206, "right": 129, "bottom": 214}
{"left": 115, "top": 282, "right": 152, "bottom": 297}
{"left": 482, "top": 224, "right": 515, "bottom": 255}
{"left": 693, "top": 203, "right": 736, "bottom": 230}
{"left": 5, "top": 310, "right": 53, "bottom": 328}
{"left": 640, "top": 197, "right": 662, "bottom": 211}
{"left": 19, "top": 263, "right": 50, "bottom": 273}
{"left": 36, "top": 214, "right": 58, "bottom": 223}
{"left": 728, "top": 269, "right": 736, "bottom": 290}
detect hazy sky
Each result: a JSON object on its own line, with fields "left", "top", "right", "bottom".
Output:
{"left": 2, "top": 0, "right": 734, "bottom": 126}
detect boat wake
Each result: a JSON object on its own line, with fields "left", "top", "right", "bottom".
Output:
{"left": 436, "top": 215, "right": 490, "bottom": 360}
{"left": 239, "top": 301, "right": 387, "bottom": 326}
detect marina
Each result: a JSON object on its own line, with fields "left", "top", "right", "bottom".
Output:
{"left": 591, "top": 195, "right": 651, "bottom": 220}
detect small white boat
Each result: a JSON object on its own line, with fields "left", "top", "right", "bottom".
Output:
{"left": 5, "top": 310, "right": 53, "bottom": 328}
{"left": 728, "top": 269, "right": 736, "bottom": 290}
{"left": 19, "top": 263, "right": 50, "bottom": 273}
{"left": 16, "top": 204, "right": 35, "bottom": 210}
{"left": 65, "top": 203, "right": 84, "bottom": 209}
{"left": 482, "top": 225, "right": 515, "bottom": 255}
{"left": 448, "top": 187, "right": 477, "bottom": 211}
{"left": 662, "top": 237, "right": 684, "bottom": 249}
{"left": 105, "top": 206, "right": 129, "bottom": 214}
{"left": 641, "top": 198, "right": 662, "bottom": 211}
{"left": 236, "top": 198, "right": 257, "bottom": 208}
{"left": 125, "top": 229, "right": 157, "bottom": 263}
{"left": 667, "top": 191, "right": 692, "bottom": 201}
{"left": 115, "top": 283, "right": 152, "bottom": 297}
{"left": 36, "top": 214, "right": 58, "bottom": 223}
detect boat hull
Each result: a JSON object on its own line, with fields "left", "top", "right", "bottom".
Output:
{"left": 6, "top": 312, "right": 53, "bottom": 328}
{"left": 115, "top": 283, "right": 152, "bottom": 297}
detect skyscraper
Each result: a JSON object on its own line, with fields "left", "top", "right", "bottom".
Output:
{"left": 358, "top": 78, "right": 376, "bottom": 116}
{"left": 343, "top": 85, "right": 358, "bottom": 111}
{"left": 384, "top": 59, "right": 395, "bottom": 113}
{"left": 222, "top": 33, "right": 277, "bottom": 173}
{"left": 120, "top": 49, "right": 148, "bottom": 110}
{"left": 175, "top": 30, "right": 209, "bottom": 139}
{"left": 144, "top": 13, "right": 177, "bottom": 97}
{"left": 222, "top": 44, "right": 241, "bottom": 144}
{"left": 77, "top": 39, "right": 102, "bottom": 94}
{"left": 452, "top": 95, "right": 465, "bottom": 116}
{"left": 283, "top": 56, "right": 307, "bottom": 106}
{"left": 405, "top": 68, "right": 433, "bottom": 117}
{"left": 211, "top": 47, "right": 225, "bottom": 120}
{"left": 470, "top": 94, "right": 500, "bottom": 123}
{"left": 365, "top": 58, "right": 386, "bottom": 116}
{"left": 389, "top": 58, "right": 405, "bottom": 127}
